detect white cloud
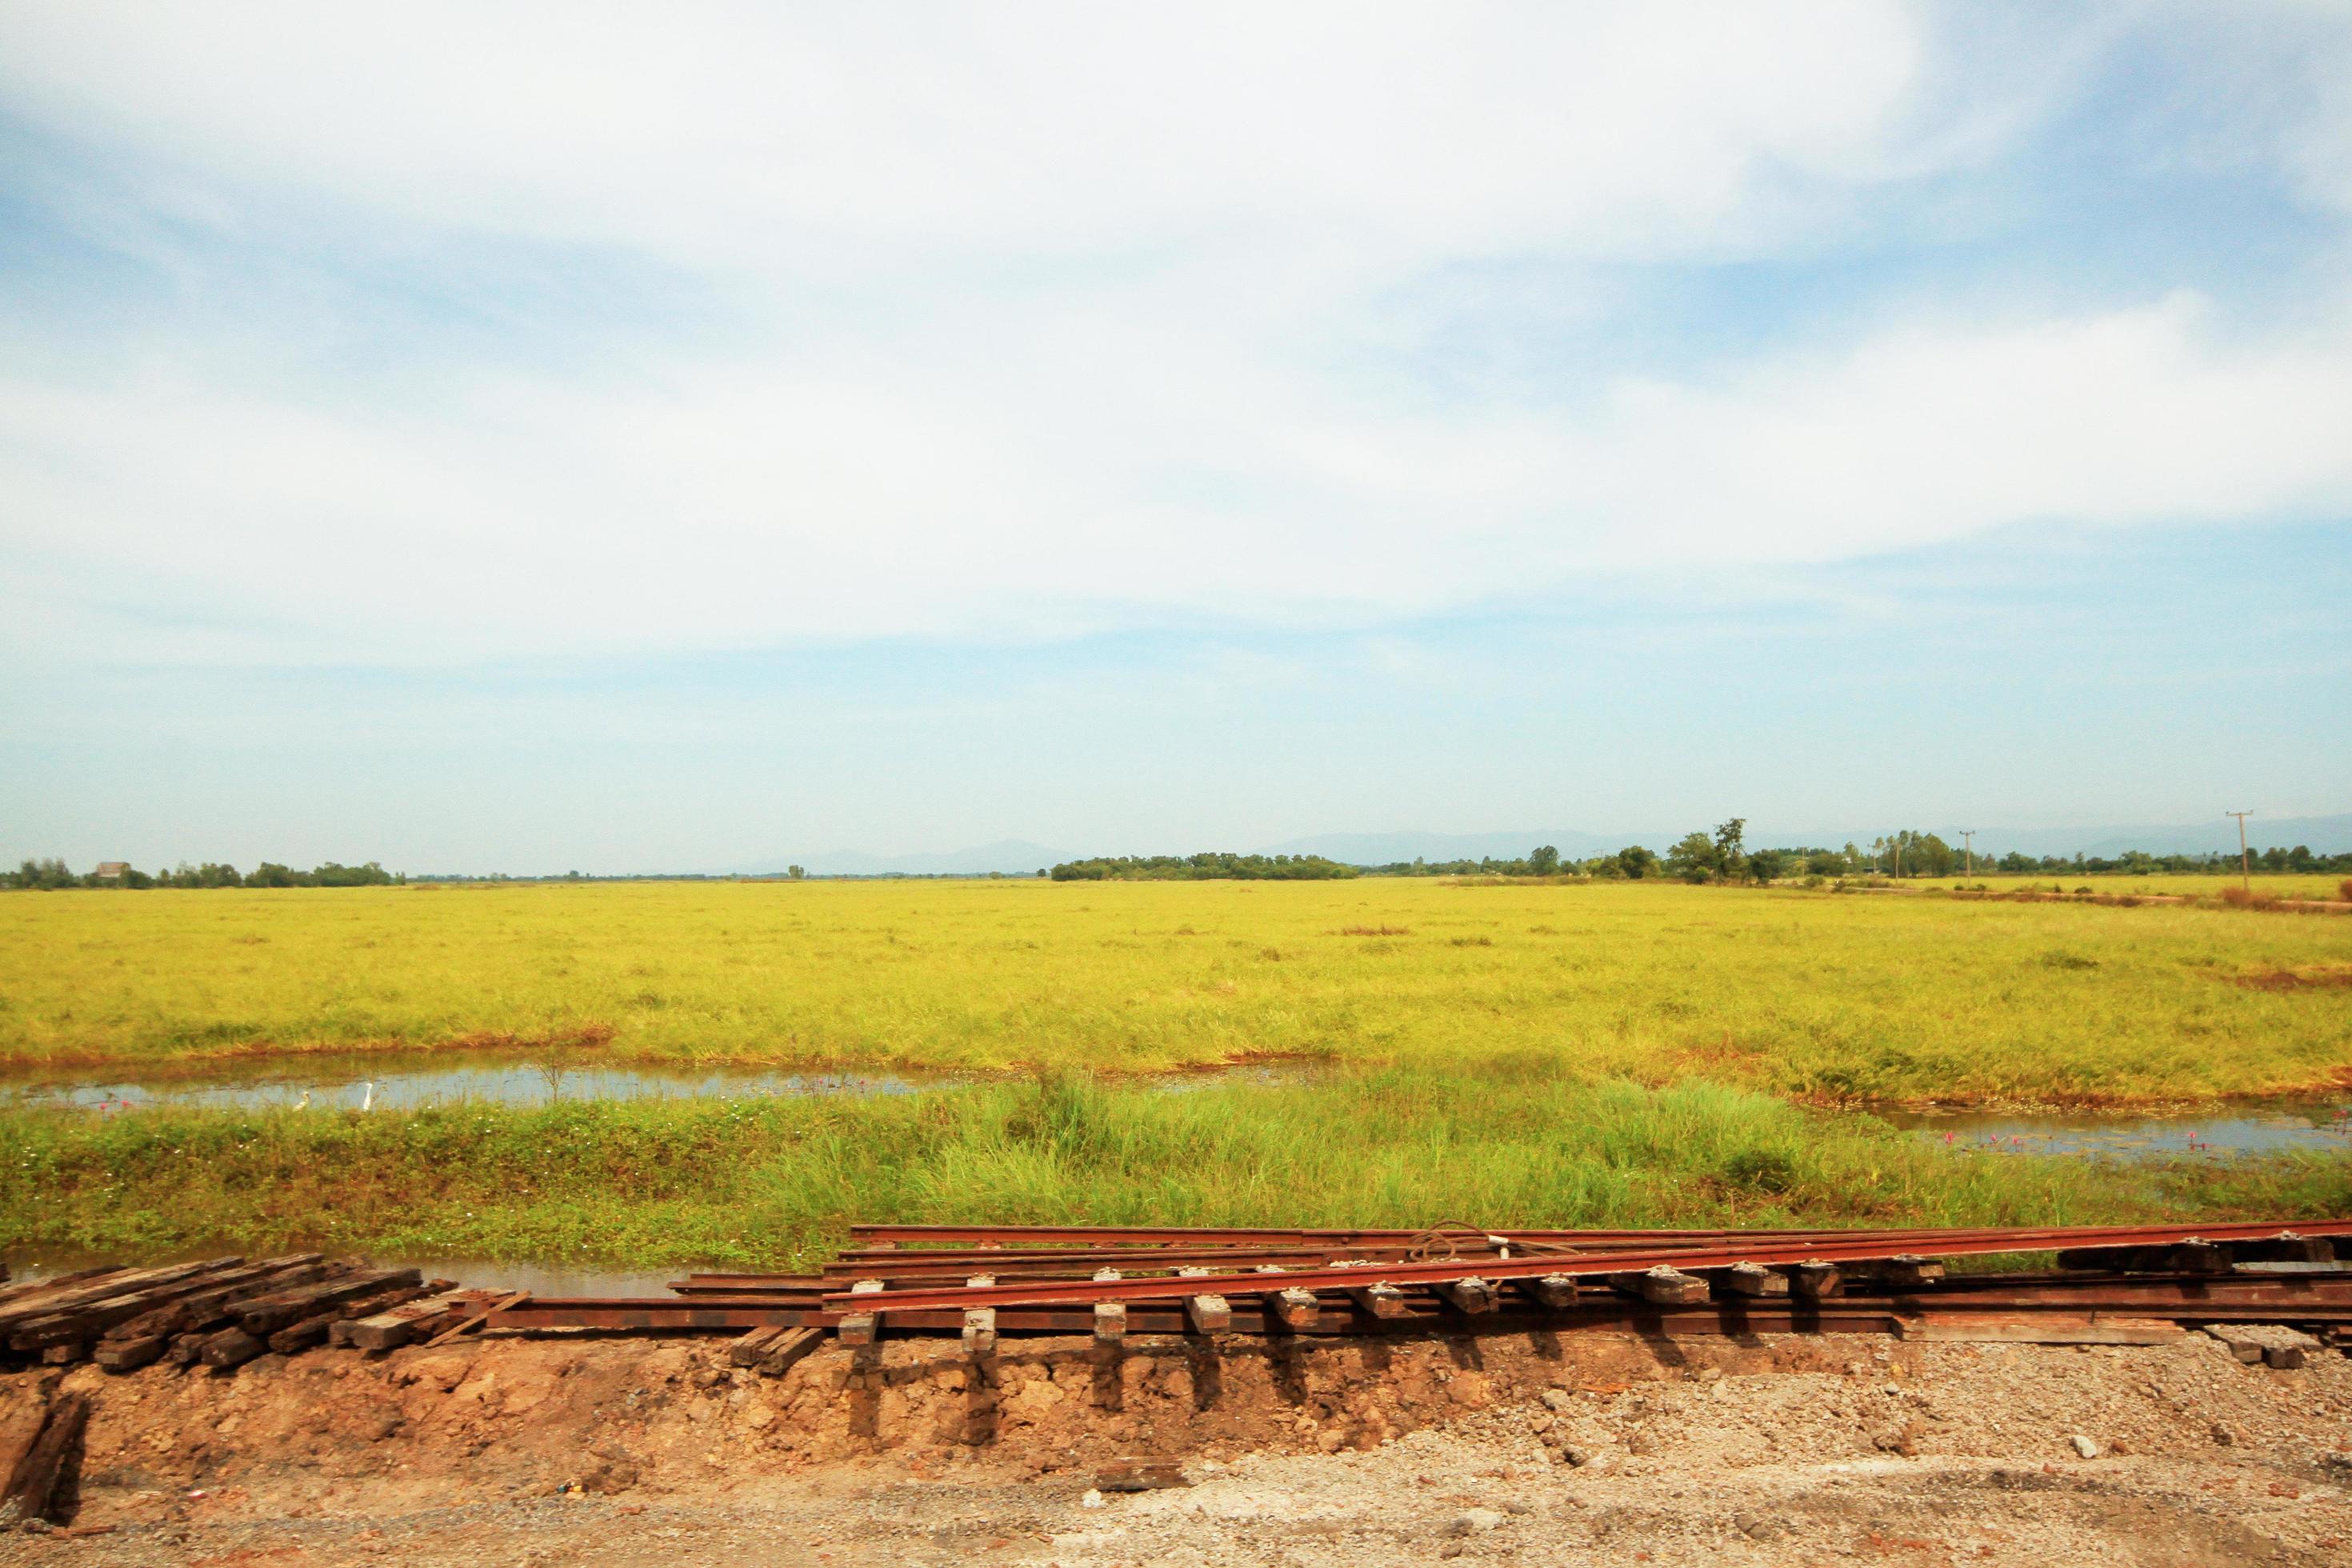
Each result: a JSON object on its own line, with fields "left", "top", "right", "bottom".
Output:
{"left": 0, "top": 1, "right": 1925, "bottom": 268}
{"left": 2, "top": 3, "right": 2350, "bottom": 666}
{"left": 10, "top": 288, "right": 2348, "bottom": 664}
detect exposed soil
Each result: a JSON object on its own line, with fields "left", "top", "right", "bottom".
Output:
{"left": 5, "top": 1326, "right": 2351, "bottom": 1566}
{"left": 2230, "top": 966, "right": 2352, "bottom": 993}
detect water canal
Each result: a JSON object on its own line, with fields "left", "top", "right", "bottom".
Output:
{"left": 5, "top": 1052, "right": 2347, "bottom": 1161}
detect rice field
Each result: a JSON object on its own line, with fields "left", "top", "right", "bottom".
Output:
{"left": 3, "top": 878, "right": 2348, "bottom": 1105}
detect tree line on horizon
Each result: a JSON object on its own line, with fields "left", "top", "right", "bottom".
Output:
{"left": 5, "top": 858, "right": 402, "bottom": 890}
{"left": 1058, "top": 820, "right": 2352, "bottom": 884}
{"left": 8, "top": 834, "right": 2349, "bottom": 890}
{"left": 1047, "top": 851, "right": 1359, "bottom": 881}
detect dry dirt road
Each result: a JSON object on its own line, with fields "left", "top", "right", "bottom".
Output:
{"left": 6, "top": 1324, "right": 2351, "bottom": 1566}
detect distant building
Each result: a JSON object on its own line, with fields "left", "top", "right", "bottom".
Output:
{"left": 92, "top": 862, "right": 128, "bottom": 881}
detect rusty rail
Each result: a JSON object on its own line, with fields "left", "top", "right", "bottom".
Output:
{"left": 818, "top": 1222, "right": 2352, "bottom": 1314}
{"left": 27, "top": 1222, "right": 2345, "bottom": 1369}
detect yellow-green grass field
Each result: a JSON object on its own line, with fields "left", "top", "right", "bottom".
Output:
{"left": 4, "top": 878, "right": 2349, "bottom": 1105}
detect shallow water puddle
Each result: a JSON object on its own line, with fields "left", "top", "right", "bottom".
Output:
{"left": 1889, "top": 1101, "right": 2352, "bottom": 1159}
{"left": 0, "top": 1051, "right": 1322, "bottom": 1114}
{"left": 0, "top": 1053, "right": 941, "bottom": 1111}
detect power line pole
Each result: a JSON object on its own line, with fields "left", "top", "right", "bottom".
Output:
{"left": 2226, "top": 810, "right": 2251, "bottom": 888}
{"left": 1958, "top": 830, "right": 1975, "bottom": 876}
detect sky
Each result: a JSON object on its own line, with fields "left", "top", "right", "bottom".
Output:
{"left": 3, "top": 1, "right": 2350, "bottom": 873}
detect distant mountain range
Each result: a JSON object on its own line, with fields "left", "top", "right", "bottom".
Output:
{"left": 738, "top": 814, "right": 2351, "bottom": 877}
{"left": 1921, "top": 814, "right": 2352, "bottom": 859}
{"left": 1258, "top": 829, "right": 1642, "bottom": 863}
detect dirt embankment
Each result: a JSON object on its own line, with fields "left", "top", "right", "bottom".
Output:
{"left": 4, "top": 1326, "right": 2352, "bottom": 1565}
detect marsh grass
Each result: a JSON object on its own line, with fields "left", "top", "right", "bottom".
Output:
{"left": 4, "top": 880, "right": 2349, "bottom": 1103}
{"left": 4, "top": 1068, "right": 2346, "bottom": 1272}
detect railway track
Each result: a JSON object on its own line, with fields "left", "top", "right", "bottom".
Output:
{"left": 7, "top": 1221, "right": 2349, "bottom": 1376}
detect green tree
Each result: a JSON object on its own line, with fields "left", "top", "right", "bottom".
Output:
{"left": 1664, "top": 831, "right": 1718, "bottom": 882}
{"left": 310, "top": 861, "right": 393, "bottom": 886}
{"left": 1711, "top": 818, "right": 1747, "bottom": 880}
{"left": 1616, "top": 845, "right": 1658, "bottom": 880}
{"left": 1527, "top": 845, "right": 1561, "bottom": 876}
{"left": 1917, "top": 834, "right": 1955, "bottom": 878}
{"left": 9, "top": 858, "right": 75, "bottom": 890}
{"left": 787, "top": 864, "right": 807, "bottom": 879}
{"left": 1747, "top": 848, "right": 1786, "bottom": 883}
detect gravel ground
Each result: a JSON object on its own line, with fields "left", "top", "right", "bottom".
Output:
{"left": 6, "top": 1327, "right": 2351, "bottom": 1566}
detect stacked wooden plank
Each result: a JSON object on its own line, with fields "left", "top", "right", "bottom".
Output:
{"left": 0, "top": 1256, "right": 438, "bottom": 1373}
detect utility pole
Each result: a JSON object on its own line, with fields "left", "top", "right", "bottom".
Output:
{"left": 2226, "top": 810, "right": 2252, "bottom": 888}
{"left": 1958, "top": 829, "right": 1975, "bottom": 876}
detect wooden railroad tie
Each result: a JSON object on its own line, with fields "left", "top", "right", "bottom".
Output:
{"left": 1612, "top": 1266, "right": 1710, "bottom": 1306}
{"left": 0, "top": 1392, "right": 92, "bottom": 1527}
{"left": 1097, "top": 1458, "right": 1191, "bottom": 1492}
{"left": 1859, "top": 1255, "right": 1946, "bottom": 1290}
{"left": 1253, "top": 1266, "right": 1319, "bottom": 1331}
{"left": 960, "top": 1275, "right": 998, "bottom": 1355}
{"left": 1438, "top": 1278, "right": 1498, "bottom": 1315}
{"left": 837, "top": 1278, "right": 886, "bottom": 1347}
{"left": 343, "top": 1292, "right": 477, "bottom": 1353}
{"left": 1521, "top": 1274, "right": 1579, "bottom": 1310}
{"left": 1176, "top": 1267, "right": 1231, "bottom": 1334}
{"left": 727, "top": 1323, "right": 826, "bottom": 1376}
{"left": 1093, "top": 1269, "right": 1127, "bottom": 1344}
{"left": 1789, "top": 1262, "right": 1842, "bottom": 1298}
{"left": 1716, "top": 1262, "right": 1790, "bottom": 1298}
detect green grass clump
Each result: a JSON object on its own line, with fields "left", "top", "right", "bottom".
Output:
{"left": 5, "top": 1069, "right": 2345, "bottom": 1272}
{"left": 3, "top": 879, "right": 2350, "bottom": 1104}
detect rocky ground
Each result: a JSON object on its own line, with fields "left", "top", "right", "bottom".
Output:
{"left": 5, "top": 1323, "right": 2351, "bottom": 1566}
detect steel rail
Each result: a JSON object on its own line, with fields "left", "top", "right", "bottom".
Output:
{"left": 837, "top": 1222, "right": 2342, "bottom": 1254}
{"left": 841, "top": 1222, "right": 2254, "bottom": 1247}
{"left": 662, "top": 1274, "right": 2352, "bottom": 1316}
{"left": 842, "top": 1220, "right": 2352, "bottom": 1254}
{"left": 822, "top": 1225, "right": 2299, "bottom": 1272}
{"left": 844, "top": 1225, "right": 1863, "bottom": 1247}
{"left": 478, "top": 1280, "right": 2352, "bottom": 1336}
{"left": 820, "top": 1221, "right": 2352, "bottom": 1313}
{"left": 815, "top": 1226, "right": 2290, "bottom": 1278}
